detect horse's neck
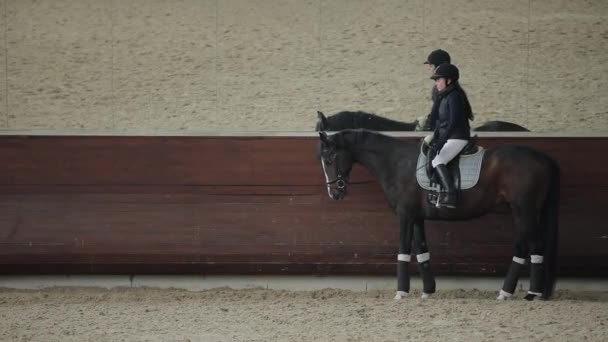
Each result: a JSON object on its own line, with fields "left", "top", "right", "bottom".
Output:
{"left": 369, "top": 115, "right": 415, "bottom": 130}
{"left": 350, "top": 136, "right": 403, "bottom": 181}
{"left": 348, "top": 135, "right": 419, "bottom": 210}
{"left": 391, "top": 120, "right": 417, "bottom": 130}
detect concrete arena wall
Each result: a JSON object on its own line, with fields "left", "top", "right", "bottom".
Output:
{"left": 0, "top": 0, "right": 605, "bottom": 133}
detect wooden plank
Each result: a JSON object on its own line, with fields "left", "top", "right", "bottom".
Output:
{"left": 0, "top": 135, "right": 606, "bottom": 276}
{"left": 0, "top": 187, "right": 605, "bottom": 275}
{"left": 0, "top": 136, "right": 322, "bottom": 185}
{"left": 0, "top": 135, "right": 606, "bottom": 186}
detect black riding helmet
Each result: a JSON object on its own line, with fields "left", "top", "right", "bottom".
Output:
{"left": 424, "top": 49, "right": 451, "bottom": 66}
{"left": 430, "top": 63, "right": 459, "bottom": 82}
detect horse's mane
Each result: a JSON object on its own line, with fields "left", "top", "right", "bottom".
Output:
{"left": 332, "top": 111, "right": 389, "bottom": 120}
{"left": 320, "top": 111, "right": 418, "bottom": 131}
{"left": 331, "top": 129, "right": 409, "bottom": 151}
{"left": 332, "top": 111, "right": 410, "bottom": 124}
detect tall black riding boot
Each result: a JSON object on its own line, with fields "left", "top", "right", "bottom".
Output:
{"left": 435, "top": 164, "right": 457, "bottom": 208}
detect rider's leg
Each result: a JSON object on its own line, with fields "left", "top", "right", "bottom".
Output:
{"left": 432, "top": 139, "right": 468, "bottom": 208}
{"left": 434, "top": 164, "right": 456, "bottom": 207}
{"left": 431, "top": 139, "right": 469, "bottom": 167}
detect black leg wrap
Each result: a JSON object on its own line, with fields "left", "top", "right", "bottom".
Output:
{"left": 529, "top": 262, "right": 544, "bottom": 294}
{"left": 502, "top": 260, "right": 524, "bottom": 295}
{"left": 418, "top": 261, "right": 436, "bottom": 294}
{"left": 397, "top": 261, "right": 410, "bottom": 293}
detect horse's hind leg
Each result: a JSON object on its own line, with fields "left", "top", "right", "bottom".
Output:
{"left": 395, "top": 214, "right": 414, "bottom": 300}
{"left": 414, "top": 219, "right": 436, "bottom": 298}
{"left": 501, "top": 203, "right": 544, "bottom": 301}
{"left": 514, "top": 206, "right": 545, "bottom": 301}
{"left": 524, "top": 224, "right": 545, "bottom": 301}
{"left": 498, "top": 232, "right": 528, "bottom": 300}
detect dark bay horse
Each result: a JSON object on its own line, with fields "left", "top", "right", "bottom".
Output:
{"left": 316, "top": 111, "right": 529, "bottom": 132}
{"left": 316, "top": 111, "right": 419, "bottom": 131}
{"left": 468, "top": 120, "right": 529, "bottom": 132}
{"left": 317, "top": 129, "right": 559, "bottom": 300}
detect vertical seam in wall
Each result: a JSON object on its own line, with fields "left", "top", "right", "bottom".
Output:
{"left": 215, "top": 0, "right": 219, "bottom": 122}
{"left": 317, "top": 0, "right": 322, "bottom": 111}
{"left": 421, "top": 0, "right": 425, "bottom": 38}
{"left": 110, "top": 0, "right": 115, "bottom": 129}
{"left": 4, "top": 0, "right": 9, "bottom": 128}
{"left": 526, "top": 0, "right": 531, "bottom": 128}
{"left": 420, "top": 0, "right": 425, "bottom": 117}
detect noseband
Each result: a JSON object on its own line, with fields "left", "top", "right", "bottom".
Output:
{"left": 324, "top": 152, "right": 349, "bottom": 190}
{"left": 326, "top": 176, "right": 347, "bottom": 190}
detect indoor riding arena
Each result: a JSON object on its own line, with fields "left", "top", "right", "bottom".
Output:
{"left": 0, "top": 1, "right": 607, "bottom": 341}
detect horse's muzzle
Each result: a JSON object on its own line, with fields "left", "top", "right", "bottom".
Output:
{"left": 329, "top": 187, "right": 346, "bottom": 200}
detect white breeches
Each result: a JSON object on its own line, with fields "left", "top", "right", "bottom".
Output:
{"left": 432, "top": 139, "right": 469, "bottom": 167}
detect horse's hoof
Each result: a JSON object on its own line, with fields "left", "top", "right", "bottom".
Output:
{"left": 497, "top": 290, "right": 512, "bottom": 301}
{"left": 421, "top": 292, "right": 431, "bottom": 300}
{"left": 394, "top": 291, "right": 408, "bottom": 300}
{"left": 524, "top": 293, "right": 541, "bottom": 301}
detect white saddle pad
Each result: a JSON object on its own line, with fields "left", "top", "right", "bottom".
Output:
{"left": 416, "top": 147, "right": 486, "bottom": 191}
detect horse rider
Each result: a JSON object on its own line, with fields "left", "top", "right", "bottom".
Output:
{"left": 429, "top": 63, "right": 474, "bottom": 208}
{"left": 422, "top": 49, "right": 452, "bottom": 131}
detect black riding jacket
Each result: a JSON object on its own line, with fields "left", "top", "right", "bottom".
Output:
{"left": 433, "top": 84, "right": 471, "bottom": 145}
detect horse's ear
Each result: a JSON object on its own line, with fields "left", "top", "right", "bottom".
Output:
{"left": 319, "top": 131, "right": 329, "bottom": 144}
{"left": 317, "top": 111, "right": 328, "bottom": 127}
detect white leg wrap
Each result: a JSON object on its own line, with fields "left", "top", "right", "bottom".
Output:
{"left": 416, "top": 252, "right": 430, "bottom": 263}
{"left": 397, "top": 254, "right": 411, "bottom": 262}
{"left": 512, "top": 256, "right": 526, "bottom": 265}
{"left": 394, "top": 291, "right": 409, "bottom": 300}
{"left": 530, "top": 255, "right": 544, "bottom": 263}
{"left": 497, "top": 289, "right": 512, "bottom": 300}
{"left": 527, "top": 291, "right": 542, "bottom": 296}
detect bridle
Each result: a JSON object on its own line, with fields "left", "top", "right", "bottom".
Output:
{"left": 326, "top": 173, "right": 348, "bottom": 190}
{"left": 322, "top": 151, "right": 349, "bottom": 191}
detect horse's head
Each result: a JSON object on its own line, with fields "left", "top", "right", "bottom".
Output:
{"left": 315, "top": 111, "right": 329, "bottom": 131}
{"left": 317, "top": 131, "right": 354, "bottom": 200}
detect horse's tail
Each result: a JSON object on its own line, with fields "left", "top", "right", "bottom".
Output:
{"left": 541, "top": 158, "right": 560, "bottom": 299}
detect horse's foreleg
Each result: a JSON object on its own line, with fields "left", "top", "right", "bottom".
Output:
{"left": 395, "top": 214, "right": 414, "bottom": 300}
{"left": 414, "top": 219, "right": 436, "bottom": 298}
{"left": 498, "top": 232, "right": 528, "bottom": 300}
